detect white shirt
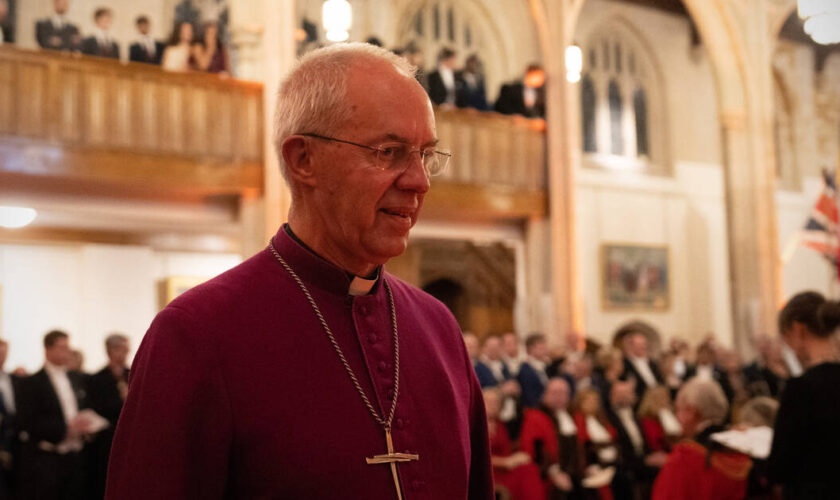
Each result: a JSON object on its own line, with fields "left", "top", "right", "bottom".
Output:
{"left": 630, "top": 355, "right": 658, "bottom": 387}
{"left": 504, "top": 352, "right": 526, "bottom": 377}
{"left": 616, "top": 406, "right": 644, "bottom": 455}
{"left": 481, "top": 357, "right": 507, "bottom": 383}
{"left": 438, "top": 66, "right": 456, "bottom": 105}
{"left": 523, "top": 86, "right": 537, "bottom": 109}
{"left": 138, "top": 34, "right": 157, "bottom": 57}
{"left": 525, "top": 356, "right": 548, "bottom": 385}
{"left": 696, "top": 364, "right": 714, "bottom": 381}
{"left": 44, "top": 361, "right": 84, "bottom": 453}
{"left": 0, "top": 372, "right": 14, "bottom": 414}
{"left": 95, "top": 28, "right": 112, "bottom": 48}
{"left": 659, "top": 408, "right": 683, "bottom": 436}
{"left": 556, "top": 409, "right": 577, "bottom": 436}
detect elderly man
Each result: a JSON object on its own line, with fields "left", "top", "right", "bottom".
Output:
{"left": 652, "top": 378, "right": 751, "bottom": 500}
{"left": 107, "top": 43, "right": 493, "bottom": 499}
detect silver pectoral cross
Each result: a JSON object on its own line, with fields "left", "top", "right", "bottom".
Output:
{"left": 366, "top": 428, "right": 419, "bottom": 500}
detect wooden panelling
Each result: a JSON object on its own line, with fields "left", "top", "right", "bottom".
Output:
{"left": 0, "top": 47, "right": 264, "bottom": 198}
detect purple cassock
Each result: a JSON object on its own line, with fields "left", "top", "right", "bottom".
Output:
{"left": 106, "top": 226, "right": 494, "bottom": 499}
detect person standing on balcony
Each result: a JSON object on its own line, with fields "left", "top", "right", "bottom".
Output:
{"left": 161, "top": 21, "right": 197, "bottom": 72}
{"left": 81, "top": 7, "right": 119, "bottom": 60}
{"left": 0, "top": 0, "right": 10, "bottom": 45}
{"left": 427, "top": 47, "right": 460, "bottom": 108}
{"left": 495, "top": 63, "right": 546, "bottom": 118}
{"left": 129, "top": 16, "right": 165, "bottom": 65}
{"left": 35, "top": 0, "right": 81, "bottom": 52}
{"left": 193, "top": 21, "right": 230, "bottom": 75}
{"left": 456, "top": 54, "right": 489, "bottom": 111}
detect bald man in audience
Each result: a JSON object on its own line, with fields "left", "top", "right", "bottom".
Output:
{"left": 36, "top": 0, "right": 81, "bottom": 51}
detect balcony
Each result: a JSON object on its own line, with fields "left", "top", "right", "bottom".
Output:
{"left": 0, "top": 46, "right": 547, "bottom": 238}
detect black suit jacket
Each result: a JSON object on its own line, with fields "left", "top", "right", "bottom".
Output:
{"left": 621, "top": 357, "right": 663, "bottom": 403}
{"left": 426, "top": 70, "right": 460, "bottom": 106}
{"left": 494, "top": 82, "right": 545, "bottom": 118}
{"left": 17, "top": 368, "right": 87, "bottom": 445}
{"left": 129, "top": 40, "right": 165, "bottom": 65}
{"left": 35, "top": 19, "right": 80, "bottom": 51}
{"left": 81, "top": 36, "right": 119, "bottom": 59}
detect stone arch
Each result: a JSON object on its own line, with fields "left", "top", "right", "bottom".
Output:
{"left": 393, "top": 0, "right": 525, "bottom": 101}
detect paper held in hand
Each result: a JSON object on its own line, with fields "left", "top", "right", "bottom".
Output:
{"left": 710, "top": 426, "right": 773, "bottom": 459}
{"left": 74, "top": 409, "right": 110, "bottom": 434}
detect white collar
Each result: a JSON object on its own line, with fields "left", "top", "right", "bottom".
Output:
{"left": 526, "top": 356, "right": 546, "bottom": 371}
{"left": 52, "top": 15, "right": 66, "bottom": 28}
{"left": 95, "top": 28, "right": 111, "bottom": 42}
{"left": 44, "top": 360, "right": 68, "bottom": 376}
{"left": 348, "top": 275, "right": 376, "bottom": 296}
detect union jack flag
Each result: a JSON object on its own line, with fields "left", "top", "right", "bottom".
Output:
{"left": 800, "top": 169, "right": 840, "bottom": 277}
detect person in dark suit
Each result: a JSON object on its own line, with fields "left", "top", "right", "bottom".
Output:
{"left": 0, "top": 0, "right": 13, "bottom": 45}
{"left": 620, "top": 331, "right": 663, "bottom": 404}
{"left": 685, "top": 341, "right": 735, "bottom": 404}
{"left": 16, "top": 330, "right": 92, "bottom": 500}
{"left": 494, "top": 63, "right": 546, "bottom": 118}
{"left": 87, "top": 334, "right": 130, "bottom": 499}
{"left": 35, "top": 0, "right": 81, "bottom": 51}
{"left": 129, "top": 15, "right": 165, "bottom": 65}
{"left": 426, "top": 47, "right": 460, "bottom": 107}
{"left": 455, "top": 54, "right": 488, "bottom": 110}
{"left": 0, "top": 339, "right": 22, "bottom": 498}
{"left": 80, "top": 7, "right": 119, "bottom": 60}
{"left": 517, "top": 333, "right": 551, "bottom": 408}
{"left": 769, "top": 291, "right": 840, "bottom": 499}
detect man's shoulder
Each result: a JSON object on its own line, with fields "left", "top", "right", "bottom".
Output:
{"left": 165, "top": 250, "right": 276, "bottom": 317}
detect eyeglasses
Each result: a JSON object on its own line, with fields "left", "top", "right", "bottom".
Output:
{"left": 301, "top": 133, "right": 451, "bottom": 177}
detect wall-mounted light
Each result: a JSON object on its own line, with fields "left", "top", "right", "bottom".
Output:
{"left": 798, "top": 0, "right": 840, "bottom": 45}
{"left": 566, "top": 45, "right": 582, "bottom": 83}
{"left": 323, "top": 0, "right": 352, "bottom": 42}
{"left": 0, "top": 206, "right": 37, "bottom": 229}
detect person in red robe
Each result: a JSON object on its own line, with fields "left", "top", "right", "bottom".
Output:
{"left": 105, "top": 43, "right": 494, "bottom": 499}
{"left": 652, "top": 378, "right": 752, "bottom": 500}
{"left": 484, "top": 388, "right": 545, "bottom": 500}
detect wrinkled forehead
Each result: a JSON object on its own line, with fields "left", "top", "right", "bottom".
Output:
{"left": 341, "top": 62, "right": 435, "bottom": 142}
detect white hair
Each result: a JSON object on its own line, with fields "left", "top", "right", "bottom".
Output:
{"left": 677, "top": 377, "right": 729, "bottom": 425}
{"left": 273, "top": 43, "right": 417, "bottom": 182}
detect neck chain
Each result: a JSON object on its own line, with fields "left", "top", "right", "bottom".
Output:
{"left": 268, "top": 239, "right": 401, "bottom": 431}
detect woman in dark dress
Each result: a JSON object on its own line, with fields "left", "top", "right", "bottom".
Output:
{"left": 768, "top": 291, "right": 840, "bottom": 499}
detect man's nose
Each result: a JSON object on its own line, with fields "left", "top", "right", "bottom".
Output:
{"left": 396, "top": 152, "right": 431, "bottom": 193}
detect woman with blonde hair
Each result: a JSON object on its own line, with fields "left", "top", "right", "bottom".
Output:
{"left": 637, "top": 386, "right": 682, "bottom": 452}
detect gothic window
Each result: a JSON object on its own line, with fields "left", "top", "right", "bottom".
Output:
{"left": 447, "top": 7, "right": 455, "bottom": 42}
{"left": 433, "top": 4, "right": 441, "bottom": 40}
{"left": 582, "top": 76, "right": 597, "bottom": 153}
{"left": 634, "top": 88, "right": 648, "bottom": 156}
{"left": 609, "top": 80, "right": 623, "bottom": 155}
{"left": 465, "top": 25, "right": 472, "bottom": 47}
{"left": 578, "top": 21, "right": 668, "bottom": 174}
{"left": 414, "top": 11, "right": 424, "bottom": 36}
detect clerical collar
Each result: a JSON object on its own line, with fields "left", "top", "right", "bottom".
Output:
{"left": 276, "top": 224, "right": 381, "bottom": 296}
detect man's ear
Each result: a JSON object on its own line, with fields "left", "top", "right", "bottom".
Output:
{"left": 281, "top": 135, "right": 317, "bottom": 187}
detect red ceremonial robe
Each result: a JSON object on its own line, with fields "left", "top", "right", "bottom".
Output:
{"left": 106, "top": 227, "right": 494, "bottom": 499}
{"left": 652, "top": 440, "right": 752, "bottom": 500}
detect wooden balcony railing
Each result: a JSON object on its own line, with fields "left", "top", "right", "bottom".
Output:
{"left": 0, "top": 46, "right": 546, "bottom": 219}
{"left": 0, "top": 46, "right": 263, "bottom": 198}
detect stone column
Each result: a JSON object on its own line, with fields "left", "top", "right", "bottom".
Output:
{"left": 531, "top": 0, "right": 584, "bottom": 341}
{"left": 229, "top": 0, "right": 297, "bottom": 255}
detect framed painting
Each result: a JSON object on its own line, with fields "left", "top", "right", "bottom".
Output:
{"left": 601, "top": 243, "right": 669, "bottom": 311}
{"left": 160, "top": 276, "right": 207, "bottom": 308}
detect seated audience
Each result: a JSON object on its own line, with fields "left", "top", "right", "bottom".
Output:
{"left": 686, "top": 340, "right": 735, "bottom": 404}
{"left": 743, "top": 335, "right": 787, "bottom": 398}
{"left": 652, "top": 378, "right": 752, "bottom": 500}
{"left": 519, "top": 377, "right": 581, "bottom": 498}
{"left": 517, "top": 333, "right": 551, "bottom": 408}
{"left": 36, "top": 0, "right": 81, "bottom": 52}
{"left": 456, "top": 54, "right": 488, "bottom": 110}
{"left": 193, "top": 21, "right": 230, "bottom": 75}
{"left": 427, "top": 47, "right": 459, "bottom": 107}
{"left": 484, "top": 388, "right": 545, "bottom": 500}
{"left": 81, "top": 7, "right": 119, "bottom": 59}
{"left": 591, "top": 347, "right": 624, "bottom": 406}
{"left": 494, "top": 63, "right": 545, "bottom": 118}
{"left": 637, "top": 385, "right": 682, "bottom": 453}
{"left": 161, "top": 21, "right": 197, "bottom": 72}
{"left": 130, "top": 16, "right": 165, "bottom": 65}
{"left": 769, "top": 291, "right": 840, "bottom": 499}
{"left": 572, "top": 388, "right": 619, "bottom": 500}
